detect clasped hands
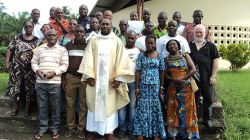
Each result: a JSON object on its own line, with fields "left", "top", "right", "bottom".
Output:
{"left": 86, "top": 78, "right": 121, "bottom": 88}
{"left": 36, "top": 70, "right": 56, "bottom": 79}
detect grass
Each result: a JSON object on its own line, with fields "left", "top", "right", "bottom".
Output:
{"left": 216, "top": 70, "right": 250, "bottom": 140}
{"left": 0, "top": 73, "right": 8, "bottom": 95}
{"left": 0, "top": 70, "right": 250, "bottom": 139}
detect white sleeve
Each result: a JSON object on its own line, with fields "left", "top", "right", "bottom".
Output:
{"left": 156, "top": 38, "right": 163, "bottom": 54}
{"left": 182, "top": 38, "right": 191, "bottom": 53}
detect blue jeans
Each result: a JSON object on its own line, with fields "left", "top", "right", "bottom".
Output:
{"left": 118, "top": 82, "right": 136, "bottom": 132}
{"left": 36, "top": 83, "right": 61, "bottom": 134}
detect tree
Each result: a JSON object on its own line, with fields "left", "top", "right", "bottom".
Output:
{"left": 0, "top": 2, "right": 29, "bottom": 46}
{"left": 62, "top": 6, "right": 78, "bottom": 20}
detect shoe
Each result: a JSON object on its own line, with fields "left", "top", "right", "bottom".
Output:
{"left": 64, "top": 128, "right": 76, "bottom": 137}
{"left": 118, "top": 130, "right": 126, "bottom": 139}
{"left": 34, "top": 131, "right": 43, "bottom": 140}
{"left": 52, "top": 132, "right": 60, "bottom": 139}
{"left": 11, "top": 102, "right": 18, "bottom": 116}
{"left": 78, "top": 130, "right": 86, "bottom": 139}
{"left": 24, "top": 102, "right": 31, "bottom": 117}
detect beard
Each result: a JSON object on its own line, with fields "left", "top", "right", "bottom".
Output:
{"left": 195, "top": 36, "right": 205, "bottom": 42}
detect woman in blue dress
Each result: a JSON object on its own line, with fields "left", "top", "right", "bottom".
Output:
{"left": 134, "top": 35, "right": 166, "bottom": 140}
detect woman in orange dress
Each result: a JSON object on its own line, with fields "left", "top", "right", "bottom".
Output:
{"left": 165, "top": 39, "right": 200, "bottom": 140}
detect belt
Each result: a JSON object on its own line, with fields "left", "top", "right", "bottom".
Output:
{"left": 67, "top": 72, "right": 82, "bottom": 77}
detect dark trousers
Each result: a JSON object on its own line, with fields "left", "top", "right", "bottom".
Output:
{"left": 194, "top": 80, "right": 214, "bottom": 122}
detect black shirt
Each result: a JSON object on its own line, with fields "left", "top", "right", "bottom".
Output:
{"left": 189, "top": 41, "right": 220, "bottom": 82}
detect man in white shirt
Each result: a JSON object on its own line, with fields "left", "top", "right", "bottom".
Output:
{"left": 135, "top": 21, "right": 155, "bottom": 52}
{"left": 156, "top": 20, "right": 190, "bottom": 58}
{"left": 23, "top": 9, "right": 44, "bottom": 39}
{"left": 172, "top": 11, "right": 185, "bottom": 35}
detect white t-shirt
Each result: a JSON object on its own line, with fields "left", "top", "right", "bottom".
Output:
{"left": 125, "top": 47, "right": 140, "bottom": 82}
{"left": 135, "top": 35, "right": 146, "bottom": 51}
{"left": 156, "top": 34, "right": 190, "bottom": 58}
{"left": 177, "top": 24, "right": 185, "bottom": 36}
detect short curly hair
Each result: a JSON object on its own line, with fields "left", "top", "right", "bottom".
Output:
{"left": 165, "top": 39, "right": 181, "bottom": 52}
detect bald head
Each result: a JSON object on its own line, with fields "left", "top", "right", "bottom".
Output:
{"left": 142, "top": 9, "right": 151, "bottom": 22}
{"left": 119, "top": 19, "right": 128, "bottom": 34}
{"left": 194, "top": 24, "right": 206, "bottom": 42}
{"left": 95, "top": 11, "right": 103, "bottom": 23}
{"left": 79, "top": 4, "right": 88, "bottom": 17}
{"left": 55, "top": 7, "right": 64, "bottom": 20}
{"left": 50, "top": 7, "right": 56, "bottom": 19}
{"left": 104, "top": 10, "right": 113, "bottom": 20}
{"left": 172, "top": 11, "right": 182, "bottom": 24}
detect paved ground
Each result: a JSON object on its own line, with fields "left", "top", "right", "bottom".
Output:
{"left": 0, "top": 94, "right": 224, "bottom": 140}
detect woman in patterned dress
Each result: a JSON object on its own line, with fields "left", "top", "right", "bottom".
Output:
{"left": 134, "top": 35, "right": 166, "bottom": 140}
{"left": 5, "top": 20, "right": 39, "bottom": 116}
{"left": 164, "top": 39, "right": 200, "bottom": 140}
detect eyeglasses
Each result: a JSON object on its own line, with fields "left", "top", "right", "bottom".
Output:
{"left": 24, "top": 25, "right": 33, "bottom": 28}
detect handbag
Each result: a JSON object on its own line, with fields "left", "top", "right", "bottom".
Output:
{"left": 190, "top": 77, "right": 199, "bottom": 92}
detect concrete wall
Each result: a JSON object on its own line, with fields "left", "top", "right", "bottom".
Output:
{"left": 112, "top": 0, "right": 250, "bottom": 27}
{"left": 112, "top": 0, "right": 250, "bottom": 70}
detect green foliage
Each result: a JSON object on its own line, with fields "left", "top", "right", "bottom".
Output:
{"left": 219, "top": 43, "right": 250, "bottom": 71}
{"left": 62, "top": 6, "right": 78, "bottom": 20}
{"left": 217, "top": 70, "right": 250, "bottom": 139}
{"left": 0, "top": 73, "right": 8, "bottom": 95}
{"left": 0, "top": 46, "right": 7, "bottom": 72}
{"left": 0, "top": 5, "right": 30, "bottom": 46}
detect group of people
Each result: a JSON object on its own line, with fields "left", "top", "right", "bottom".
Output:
{"left": 4, "top": 3, "right": 220, "bottom": 140}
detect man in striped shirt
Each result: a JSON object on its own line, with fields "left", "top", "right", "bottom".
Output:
{"left": 63, "top": 25, "right": 88, "bottom": 139}
{"left": 32, "top": 29, "right": 68, "bottom": 139}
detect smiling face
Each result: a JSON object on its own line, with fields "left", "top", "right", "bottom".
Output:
{"left": 130, "top": 11, "right": 138, "bottom": 21}
{"left": 166, "top": 40, "right": 180, "bottom": 55}
{"left": 193, "top": 10, "right": 203, "bottom": 24}
{"left": 194, "top": 24, "right": 206, "bottom": 42}
{"left": 41, "top": 24, "right": 51, "bottom": 35}
{"left": 46, "top": 29, "right": 57, "bottom": 47}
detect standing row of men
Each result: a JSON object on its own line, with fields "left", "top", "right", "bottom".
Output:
{"left": 13, "top": 4, "right": 218, "bottom": 139}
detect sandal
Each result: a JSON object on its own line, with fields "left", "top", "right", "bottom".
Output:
{"left": 34, "top": 133, "right": 42, "bottom": 140}
{"left": 52, "top": 132, "right": 60, "bottom": 139}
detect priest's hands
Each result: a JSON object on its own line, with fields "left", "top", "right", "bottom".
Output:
{"left": 111, "top": 80, "right": 121, "bottom": 88}
{"left": 87, "top": 78, "right": 95, "bottom": 86}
